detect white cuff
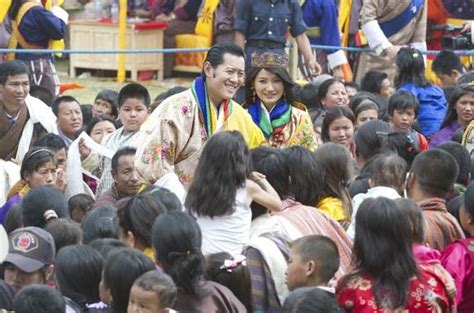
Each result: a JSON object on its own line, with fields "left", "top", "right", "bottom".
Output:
{"left": 362, "top": 20, "right": 391, "bottom": 54}
{"left": 51, "top": 6, "right": 69, "bottom": 24}
{"left": 327, "top": 50, "right": 348, "bottom": 69}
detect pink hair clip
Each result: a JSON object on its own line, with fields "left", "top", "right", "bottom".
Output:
{"left": 219, "top": 254, "right": 247, "bottom": 272}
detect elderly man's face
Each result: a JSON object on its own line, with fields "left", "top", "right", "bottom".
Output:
{"left": 0, "top": 74, "right": 30, "bottom": 107}
{"left": 112, "top": 154, "right": 141, "bottom": 196}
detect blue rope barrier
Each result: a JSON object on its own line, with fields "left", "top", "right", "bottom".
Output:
{"left": 0, "top": 45, "right": 473, "bottom": 55}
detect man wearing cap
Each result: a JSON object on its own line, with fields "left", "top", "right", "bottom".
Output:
{"left": 2, "top": 227, "right": 55, "bottom": 291}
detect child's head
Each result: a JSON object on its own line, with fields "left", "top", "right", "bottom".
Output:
{"left": 354, "top": 100, "right": 379, "bottom": 129}
{"left": 432, "top": 50, "right": 465, "bottom": 87}
{"left": 321, "top": 106, "right": 355, "bottom": 148}
{"left": 68, "top": 193, "right": 94, "bottom": 223}
{"left": 100, "top": 248, "right": 155, "bottom": 312}
{"left": 395, "top": 47, "right": 427, "bottom": 88}
{"left": 460, "top": 183, "right": 474, "bottom": 235}
{"left": 205, "top": 252, "right": 252, "bottom": 312}
{"left": 44, "top": 218, "right": 83, "bottom": 252}
{"left": 94, "top": 89, "right": 119, "bottom": 118}
{"left": 22, "top": 186, "right": 68, "bottom": 228}
{"left": 128, "top": 271, "right": 177, "bottom": 313}
{"left": 286, "top": 235, "right": 340, "bottom": 291}
{"left": 81, "top": 205, "right": 119, "bottom": 244}
{"left": 118, "top": 83, "right": 150, "bottom": 133}
{"left": 381, "top": 132, "right": 420, "bottom": 169}
{"left": 185, "top": 131, "right": 251, "bottom": 218}
{"left": 13, "top": 284, "right": 65, "bottom": 313}
{"left": 394, "top": 198, "right": 424, "bottom": 244}
{"left": 283, "top": 287, "right": 344, "bottom": 313}
{"left": 437, "top": 141, "right": 471, "bottom": 187}
{"left": 353, "top": 120, "right": 391, "bottom": 166}
{"left": 369, "top": 153, "right": 407, "bottom": 194}
{"left": 361, "top": 71, "right": 394, "bottom": 98}
{"left": 388, "top": 91, "right": 419, "bottom": 133}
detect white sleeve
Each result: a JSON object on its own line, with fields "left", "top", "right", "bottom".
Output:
{"left": 361, "top": 20, "right": 392, "bottom": 55}
{"left": 51, "top": 5, "right": 69, "bottom": 24}
{"left": 327, "top": 50, "right": 348, "bottom": 70}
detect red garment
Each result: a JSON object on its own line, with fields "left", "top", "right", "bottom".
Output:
{"left": 441, "top": 236, "right": 474, "bottom": 313}
{"left": 336, "top": 264, "right": 456, "bottom": 312}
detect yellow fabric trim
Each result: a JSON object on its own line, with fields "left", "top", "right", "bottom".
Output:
{"left": 338, "top": 0, "right": 352, "bottom": 47}
{"left": 225, "top": 102, "right": 266, "bottom": 149}
{"left": 194, "top": 0, "right": 219, "bottom": 46}
{"left": 317, "top": 196, "right": 345, "bottom": 222}
{"left": 0, "top": 0, "right": 12, "bottom": 23}
{"left": 306, "top": 27, "right": 320, "bottom": 38}
{"left": 18, "top": 183, "right": 30, "bottom": 197}
{"left": 144, "top": 247, "right": 155, "bottom": 261}
{"left": 7, "top": 2, "right": 43, "bottom": 60}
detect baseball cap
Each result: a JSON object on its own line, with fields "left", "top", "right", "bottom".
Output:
{"left": 3, "top": 227, "right": 55, "bottom": 273}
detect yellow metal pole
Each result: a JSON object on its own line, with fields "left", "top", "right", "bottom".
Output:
{"left": 117, "top": 0, "right": 127, "bottom": 82}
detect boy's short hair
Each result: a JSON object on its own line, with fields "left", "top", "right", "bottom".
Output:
{"left": 388, "top": 90, "right": 419, "bottom": 116}
{"left": 68, "top": 193, "right": 94, "bottom": 217}
{"left": 410, "top": 149, "right": 459, "bottom": 198}
{"left": 291, "top": 235, "right": 340, "bottom": 283}
{"left": 370, "top": 153, "right": 407, "bottom": 194}
{"left": 118, "top": 83, "right": 150, "bottom": 108}
{"left": 14, "top": 285, "right": 65, "bottom": 313}
{"left": 133, "top": 271, "right": 177, "bottom": 310}
{"left": 432, "top": 50, "right": 464, "bottom": 75}
{"left": 437, "top": 141, "right": 471, "bottom": 186}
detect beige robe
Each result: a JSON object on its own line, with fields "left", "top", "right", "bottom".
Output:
{"left": 355, "top": 0, "right": 427, "bottom": 83}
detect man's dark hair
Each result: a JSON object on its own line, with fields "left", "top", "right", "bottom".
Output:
{"left": 0, "top": 60, "right": 29, "bottom": 85}
{"left": 111, "top": 147, "right": 137, "bottom": 172}
{"left": 202, "top": 43, "right": 245, "bottom": 77}
{"left": 33, "top": 133, "right": 66, "bottom": 153}
{"left": 361, "top": 71, "right": 388, "bottom": 95}
{"left": 437, "top": 141, "right": 471, "bottom": 186}
{"left": 14, "top": 284, "right": 66, "bottom": 313}
{"left": 432, "top": 50, "right": 464, "bottom": 75}
{"left": 410, "top": 149, "right": 459, "bottom": 198}
{"left": 118, "top": 83, "right": 150, "bottom": 108}
{"left": 52, "top": 95, "right": 80, "bottom": 116}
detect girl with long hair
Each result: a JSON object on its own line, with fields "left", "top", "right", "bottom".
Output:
{"left": 185, "top": 131, "right": 281, "bottom": 256}
{"left": 245, "top": 52, "right": 318, "bottom": 149}
{"left": 337, "top": 197, "right": 455, "bottom": 312}
{"left": 321, "top": 106, "right": 356, "bottom": 159}
{"left": 395, "top": 47, "right": 448, "bottom": 138}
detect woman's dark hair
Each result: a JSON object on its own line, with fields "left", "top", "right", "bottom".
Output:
{"left": 185, "top": 131, "right": 251, "bottom": 218}
{"left": 361, "top": 71, "right": 389, "bottom": 95}
{"left": 343, "top": 197, "right": 418, "bottom": 309}
{"left": 5, "top": 203, "right": 22, "bottom": 234}
{"left": 317, "top": 79, "right": 343, "bottom": 107}
{"left": 152, "top": 211, "right": 207, "bottom": 296}
{"left": 313, "top": 143, "right": 353, "bottom": 220}
{"left": 283, "top": 146, "right": 324, "bottom": 205}
{"left": 440, "top": 84, "right": 474, "bottom": 129}
{"left": 44, "top": 218, "right": 82, "bottom": 252}
{"left": 88, "top": 238, "right": 127, "bottom": 259}
{"left": 56, "top": 245, "right": 104, "bottom": 308}
{"left": 381, "top": 132, "right": 420, "bottom": 170}
{"left": 13, "top": 284, "right": 65, "bottom": 313}
{"left": 300, "top": 82, "right": 319, "bottom": 111}
{"left": 394, "top": 198, "right": 424, "bottom": 244}
{"left": 21, "top": 186, "right": 68, "bottom": 228}
{"left": 102, "top": 248, "right": 155, "bottom": 313}
{"left": 321, "top": 106, "right": 355, "bottom": 143}
{"left": 354, "top": 120, "right": 391, "bottom": 162}
{"left": 81, "top": 205, "right": 118, "bottom": 244}
{"left": 20, "top": 148, "right": 57, "bottom": 181}
{"left": 80, "top": 104, "right": 93, "bottom": 126}
{"left": 205, "top": 252, "right": 253, "bottom": 312}
{"left": 144, "top": 187, "right": 182, "bottom": 212}
{"left": 95, "top": 89, "right": 119, "bottom": 118}
{"left": 118, "top": 192, "right": 178, "bottom": 248}
{"left": 85, "top": 114, "right": 117, "bottom": 136}
{"left": 283, "top": 287, "right": 344, "bottom": 313}
{"left": 251, "top": 147, "right": 289, "bottom": 199}
{"left": 395, "top": 47, "right": 428, "bottom": 88}
{"left": 244, "top": 67, "right": 295, "bottom": 105}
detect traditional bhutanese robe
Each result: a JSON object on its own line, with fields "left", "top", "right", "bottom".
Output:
{"left": 135, "top": 88, "right": 265, "bottom": 187}
{"left": 418, "top": 198, "right": 465, "bottom": 251}
{"left": 249, "top": 102, "right": 318, "bottom": 150}
{"left": 355, "top": 0, "right": 427, "bottom": 83}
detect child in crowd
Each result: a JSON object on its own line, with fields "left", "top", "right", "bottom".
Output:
{"left": 68, "top": 193, "right": 94, "bottom": 223}
{"left": 432, "top": 50, "right": 465, "bottom": 87}
{"left": 347, "top": 153, "right": 406, "bottom": 239}
{"left": 321, "top": 107, "right": 356, "bottom": 158}
{"left": 353, "top": 100, "right": 379, "bottom": 129}
{"left": 128, "top": 271, "right": 177, "bottom": 313}
{"left": 441, "top": 183, "right": 474, "bottom": 312}
{"left": 388, "top": 90, "right": 429, "bottom": 151}
{"left": 286, "top": 235, "right": 340, "bottom": 292}
{"left": 185, "top": 131, "right": 281, "bottom": 256}
{"left": 92, "top": 89, "right": 119, "bottom": 119}
{"left": 80, "top": 83, "right": 150, "bottom": 197}
{"left": 395, "top": 48, "right": 448, "bottom": 138}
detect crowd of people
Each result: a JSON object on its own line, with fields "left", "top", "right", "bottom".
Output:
{"left": 0, "top": 39, "right": 473, "bottom": 312}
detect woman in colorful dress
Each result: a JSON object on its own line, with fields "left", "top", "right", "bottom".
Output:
{"left": 244, "top": 52, "right": 318, "bottom": 150}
